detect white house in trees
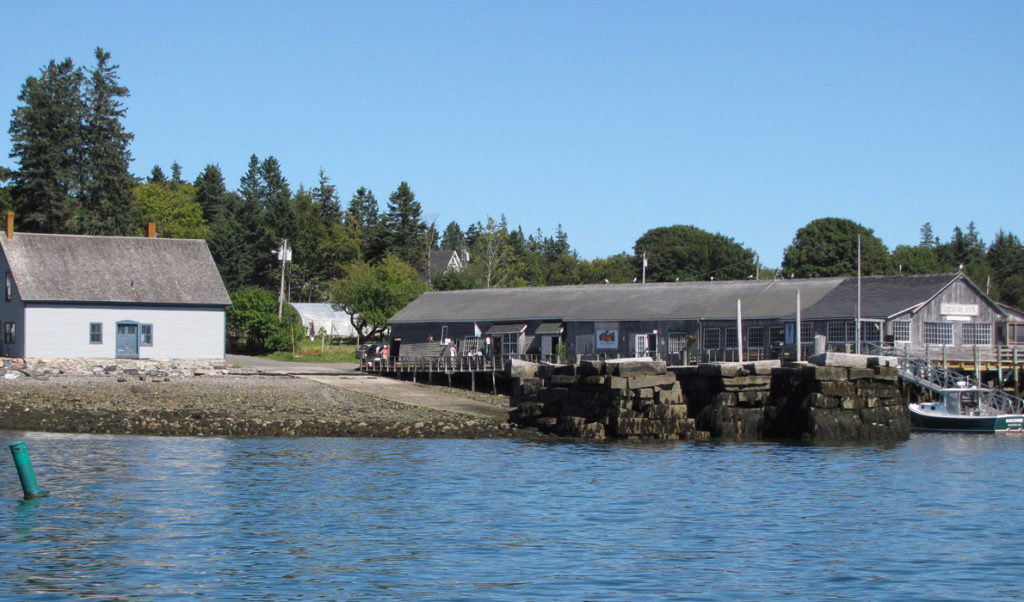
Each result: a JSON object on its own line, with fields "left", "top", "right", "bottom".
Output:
{"left": 0, "top": 217, "right": 231, "bottom": 359}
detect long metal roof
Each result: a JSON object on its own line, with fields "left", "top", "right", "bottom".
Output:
{"left": 390, "top": 273, "right": 964, "bottom": 324}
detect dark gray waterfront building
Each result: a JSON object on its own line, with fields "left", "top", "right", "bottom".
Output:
{"left": 389, "top": 273, "right": 1024, "bottom": 364}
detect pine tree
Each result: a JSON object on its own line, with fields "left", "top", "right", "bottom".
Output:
{"left": 0, "top": 167, "right": 13, "bottom": 214}
{"left": 312, "top": 168, "right": 341, "bottom": 227}
{"left": 235, "top": 155, "right": 276, "bottom": 287}
{"left": 8, "top": 57, "right": 85, "bottom": 233}
{"left": 194, "top": 164, "right": 230, "bottom": 222}
{"left": 382, "top": 181, "right": 426, "bottom": 270}
{"left": 259, "top": 156, "right": 297, "bottom": 243}
{"left": 80, "top": 47, "right": 134, "bottom": 235}
{"left": 170, "top": 161, "right": 183, "bottom": 189}
{"left": 440, "top": 220, "right": 465, "bottom": 252}
{"left": 919, "top": 222, "right": 937, "bottom": 248}
{"left": 148, "top": 165, "right": 167, "bottom": 184}
{"left": 347, "top": 187, "right": 383, "bottom": 262}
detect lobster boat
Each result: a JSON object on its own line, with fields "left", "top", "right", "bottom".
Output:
{"left": 909, "top": 386, "right": 1024, "bottom": 433}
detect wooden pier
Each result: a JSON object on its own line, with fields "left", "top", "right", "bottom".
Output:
{"left": 365, "top": 355, "right": 502, "bottom": 393}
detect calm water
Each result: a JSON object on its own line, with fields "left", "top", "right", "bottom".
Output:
{"left": 2, "top": 431, "right": 1023, "bottom": 600}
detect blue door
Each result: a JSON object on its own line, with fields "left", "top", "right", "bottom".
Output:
{"left": 116, "top": 322, "right": 139, "bottom": 359}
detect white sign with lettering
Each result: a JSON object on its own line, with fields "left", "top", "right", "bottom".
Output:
{"left": 940, "top": 303, "right": 978, "bottom": 317}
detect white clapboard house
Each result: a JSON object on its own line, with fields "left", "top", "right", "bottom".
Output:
{"left": 0, "top": 218, "right": 231, "bottom": 359}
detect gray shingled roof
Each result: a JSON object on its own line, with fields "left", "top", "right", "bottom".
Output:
{"left": 390, "top": 273, "right": 965, "bottom": 324}
{"left": 801, "top": 273, "right": 960, "bottom": 320}
{"left": 1, "top": 233, "right": 231, "bottom": 305}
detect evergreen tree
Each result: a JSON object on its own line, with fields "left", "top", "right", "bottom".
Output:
{"left": 919, "top": 222, "right": 937, "bottom": 248}
{"left": 0, "top": 167, "right": 12, "bottom": 215}
{"left": 312, "top": 168, "right": 342, "bottom": 227}
{"left": 538, "top": 224, "right": 579, "bottom": 285}
{"left": 206, "top": 193, "right": 246, "bottom": 291}
{"left": 260, "top": 156, "right": 297, "bottom": 243}
{"left": 944, "top": 224, "right": 987, "bottom": 269}
{"left": 193, "top": 164, "right": 230, "bottom": 222}
{"left": 347, "top": 187, "right": 383, "bottom": 262}
{"left": 291, "top": 186, "right": 327, "bottom": 300}
{"left": 382, "top": 181, "right": 427, "bottom": 270}
{"left": 170, "top": 161, "right": 183, "bottom": 189}
{"left": 440, "top": 220, "right": 465, "bottom": 252}
{"left": 80, "top": 47, "right": 134, "bottom": 235}
{"left": 987, "top": 230, "right": 1024, "bottom": 305}
{"left": 148, "top": 165, "right": 167, "bottom": 184}
{"left": 235, "top": 155, "right": 276, "bottom": 287}
{"left": 8, "top": 57, "right": 85, "bottom": 233}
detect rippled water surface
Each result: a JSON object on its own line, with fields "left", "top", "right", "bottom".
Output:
{"left": 2, "top": 431, "right": 1023, "bottom": 600}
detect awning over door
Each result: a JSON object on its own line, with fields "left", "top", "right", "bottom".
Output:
{"left": 484, "top": 323, "right": 527, "bottom": 336}
{"left": 535, "top": 322, "right": 563, "bottom": 335}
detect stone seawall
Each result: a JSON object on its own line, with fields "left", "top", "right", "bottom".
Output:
{"left": 509, "top": 358, "right": 709, "bottom": 440}
{"left": 676, "top": 361, "right": 909, "bottom": 442}
{"left": 509, "top": 356, "right": 910, "bottom": 442}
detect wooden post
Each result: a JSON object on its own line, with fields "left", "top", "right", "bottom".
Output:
{"left": 492, "top": 370, "right": 496, "bottom": 395}
{"left": 974, "top": 345, "right": 981, "bottom": 384}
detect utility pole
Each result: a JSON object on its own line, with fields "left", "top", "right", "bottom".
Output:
{"left": 276, "top": 239, "right": 292, "bottom": 320}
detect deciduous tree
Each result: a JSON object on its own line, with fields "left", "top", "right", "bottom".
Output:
{"left": 636, "top": 225, "right": 756, "bottom": 281}
{"left": 330, "top": 256, "right": 427, "bottom": 339}
{"left": 130, "top": 181, "right": 208, "bottom": 239}
{"left": 781, "top": 218, "right": 891, "bottom": 277}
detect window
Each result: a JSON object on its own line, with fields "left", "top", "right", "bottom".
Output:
{"left": 634, "top": 334, "right": 649, "bottom": 357}
{"left": 892, "top": 321, "right": 911, "bottom": 343}
{"left": 800, "top": 322, "right": 816, "bottom": 344}
{"left": 860, "top": 322, "right": 881, "bottom": 344}
{"left": 924, "top": 322, "right": 954, "bottom": 345}
{"left": 89, "top": 322, "right": 103, "bottom": 344}
{"left": 828, "top": 321, "right": 853, "bottom": 343}
{"left": 501, "top": 332, "right": 519, "bottom": 356}
{"left": 141, "top": 324, "right": 153, "bottom": 346}
{"left": 440, "top": 325, "right": 448, "bottom": 342}
{"left": 769, "top": 327, "right": 786, "bottom": 346}
{"left": 667, "top": 332, "right": 687, "bottom": 354}
{"left": 747, "top": 327, "right": 765, "bottom": 348}
{"left": 962, "top": 323, "right": 992, "bottom": 346}
{"left": 703, "top": 328, "right": 721, "bottom": 349}
{"left": 4, "top": 271, "right": 10, "bottom": 302}
{"left": 4, "top": 322, "right": 14, "bottom": 344}
{"left": 725, "top": 328, "right": 737, "bottom": 349}
{"left": 461, "top": 337, "right": 482, "bottom": 354}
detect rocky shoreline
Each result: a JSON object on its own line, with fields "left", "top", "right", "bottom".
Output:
{"left": 0, "top": 371, "right": 519, "bottom": 439}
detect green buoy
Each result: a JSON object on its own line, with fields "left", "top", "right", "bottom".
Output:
{"left": 8, "top": 441, "right": 49, "bottom": 500}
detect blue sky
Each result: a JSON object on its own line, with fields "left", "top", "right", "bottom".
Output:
{"left": 2, "top": 1, "right": 1022, "bottom": 267}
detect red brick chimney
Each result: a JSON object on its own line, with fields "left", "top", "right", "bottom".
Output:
{"left": 5, "top": 211, "right": 13, "bottom": 239}
{"left": 147, "top": 222, "right": 156, "bottom": 238}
